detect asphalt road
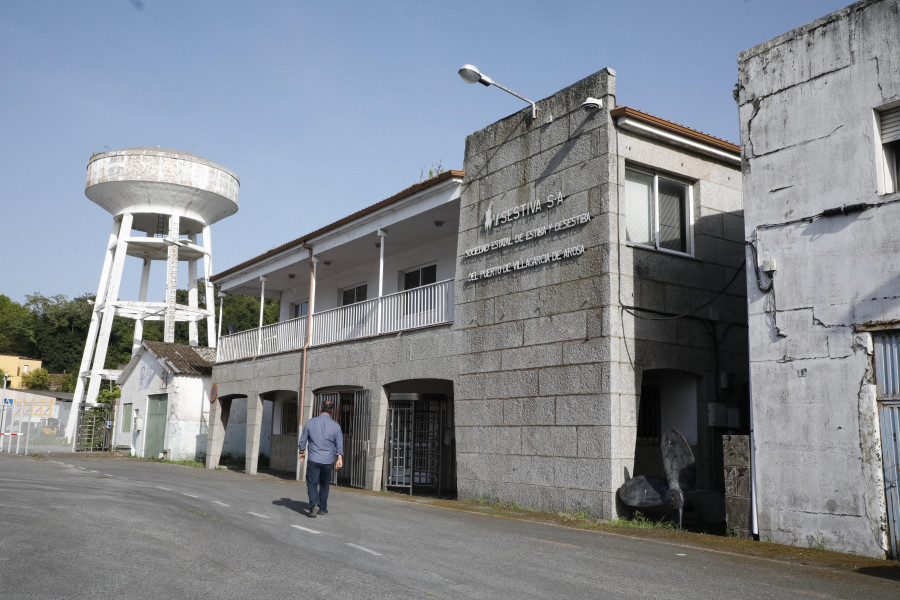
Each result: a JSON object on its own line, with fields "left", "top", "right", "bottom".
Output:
{"left": 1, "top": 453, "right": 897, "bottom": 600}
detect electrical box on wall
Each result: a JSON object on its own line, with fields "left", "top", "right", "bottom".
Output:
{"left": 133, "top": 417, "right": 144, "bottom": 431}
{"left": 708, "top": 403, "right": 726, "bottom": 427}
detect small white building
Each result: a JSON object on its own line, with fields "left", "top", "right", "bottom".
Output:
{"left": 115, "top": 341, "right": 257, "bottom": 461}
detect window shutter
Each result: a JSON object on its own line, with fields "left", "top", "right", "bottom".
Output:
{"left": 882, "top": 106, "right": 900, "bottom": 144}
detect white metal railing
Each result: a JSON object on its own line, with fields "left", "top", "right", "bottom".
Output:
{"left": 216, "top": 279, "right": 454, "bottom": 362}
{"left": 381, "top": 279, "right": 454, "bottom": 333}
{"left": 312, "top": 297, "right": 379, "bottom": 346}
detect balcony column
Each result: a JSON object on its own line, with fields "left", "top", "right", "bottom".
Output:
{"left": 217, "top": 291, "right": 226, "bottom": 343}
{"left": 257, "top": 275, "right": 267, "bottom": 356}
{"left": 377, "top": 229, "right": 387, "bottom": 334}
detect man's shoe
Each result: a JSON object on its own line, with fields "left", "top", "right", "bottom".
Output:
{"left": 308, "top": 505, "right": 319, "bottom": 518}
{"left": 318, "top": 509, "right": 328, "bottom": 515}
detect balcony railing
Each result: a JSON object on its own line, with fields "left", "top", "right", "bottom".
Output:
{"left": 217, "top": 279, "right": 454, "bottom": 363}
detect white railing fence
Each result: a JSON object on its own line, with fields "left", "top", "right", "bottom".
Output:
{"left": 381, "top": 279, "right": 454, "bottom": 333}
{"left": 217, "top": 279, "right": 455, "bottom": 362}
{"left": 312, "top": 297, "right": 379, "bottom": 346}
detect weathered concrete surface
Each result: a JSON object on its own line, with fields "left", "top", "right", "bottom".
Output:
{"left": 739, "top": 0, "right": 899, "bottom": 558}
{"left": 456, "top": 69, "right": 747, "bottom": 518}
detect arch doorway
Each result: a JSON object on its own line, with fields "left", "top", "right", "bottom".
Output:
{"left": 384, "top": 379, "right": 455, "bottom": 497}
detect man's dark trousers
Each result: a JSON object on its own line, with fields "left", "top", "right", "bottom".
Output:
{"left": 306, "top": 460, "right": 334, "bottom": 511}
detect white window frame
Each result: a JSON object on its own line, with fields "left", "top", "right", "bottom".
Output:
{"left": 875, "top": 104, "right": 900, "bottom": 196}
{"left": 624, "top": 166, "right": 695, "bottom": 257}
{"left": 289, "top": 300, "right": 309, "bottom": 319}
{"left": 400, "top": 262, "right": 437, "bottom": 291}
{"left": 340, "top": 282, "right": 368, "bottom": 306}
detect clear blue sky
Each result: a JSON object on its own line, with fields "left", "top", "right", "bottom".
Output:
{"left": 0, "top": 0, "right": 850, "bottom": 305}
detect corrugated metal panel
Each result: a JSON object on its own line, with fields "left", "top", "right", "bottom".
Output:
{"left": 874, "top": 333, "right": 900, "bottom": 397}
{"left": 879, "top": 402, "right": 900, "bottom": 558}
{"left": 882, "top": 106, "right": 900, "bottom": 144}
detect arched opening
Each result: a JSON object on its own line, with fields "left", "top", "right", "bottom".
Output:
{"left": 384, "top": 379, "right": 455, "bottom": 498}
{"left": 312, "top": 386, "right": 370, "bottom": 489}
{"left": 634, "top": 369, "right": 699, "bottom": 480}
{"left": 261, "top": 389, "right": 300, "bottom": 473}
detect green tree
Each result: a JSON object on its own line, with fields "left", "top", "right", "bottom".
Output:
{"left": 0, "top": 295, "right": 36, "bottom": 357}
{"left": 22, "top": 367, "right": 51, "bottom": 391}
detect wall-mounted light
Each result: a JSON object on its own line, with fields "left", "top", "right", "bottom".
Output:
{"left": 288, "top": 273, "right": 295, "bottom": 279}
{"left": 581, "top": 97, "right": 603, "bottom": 111}
{"left": 458, "top": 64, "right": 537, "bottom": 119}
{"left": 434, "top": 220, "right": 444, "bottom": 227}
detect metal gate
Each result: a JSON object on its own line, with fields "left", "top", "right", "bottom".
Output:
{"left": 314, "top": 390, "right": 370, "bottom": 489}
{"left": 386, "top": 393, "right": 447, "bottom": 495}
{"left": 874, "top": 332, "right": 900, "bottom": 558}
{"left": 75, "top": 403, "right": 113, "bottom": 453}
{"left": 880, "top": 402, "right": 900, "bottom": 558}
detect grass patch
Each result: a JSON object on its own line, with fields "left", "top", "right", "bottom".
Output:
{"left": 606, "top": 511, "right": 676, "bottom": 530}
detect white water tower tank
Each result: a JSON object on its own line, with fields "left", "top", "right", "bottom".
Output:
{"left": 71, "top": 148, "right": 239, "bottom": 410}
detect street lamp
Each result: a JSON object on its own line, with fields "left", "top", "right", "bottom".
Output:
{"left": 458, "top": 64, "right": 537, "bottom": 119}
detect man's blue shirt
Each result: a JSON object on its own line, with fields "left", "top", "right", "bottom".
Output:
{"left": 298, "top": 413, "right": 344, "bottom": 464}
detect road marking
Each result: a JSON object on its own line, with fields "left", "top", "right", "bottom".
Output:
{"left": 676, "top": 553, "right": 687, "bottom": 556}
{"left": 182, "top": 492, "right": 199, "bottom": 498}
{"left": 89, "top": 470, "right": 99, "bottom": 473}
{"left": 291, "top": 524, "right": 322, "bottom": 535}
{"left": 156, "top": 486, "right": 172, "bottom": 491}
{"left": 211, "top": 500, "right": 229, "bottom": 507}
{"left": 347, "top": 543, "right": 382, "bottom": 556}
{"left": 103, "top": 474, "right": 114, "bottom": 477}
{"left": 248, "top": 512, "right": 270, "bottom": 519}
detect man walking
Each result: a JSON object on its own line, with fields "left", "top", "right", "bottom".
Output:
{"left": 298, "top": 399, "right": 343, "bottom": 517}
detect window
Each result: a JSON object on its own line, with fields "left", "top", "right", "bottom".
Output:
{"left": 341, "top": 283, "right": 367, "bottom": 306}
{"left": 878, "top": 106, "right": 900, "bottom": 195}
{"left": 402, "top": 264, "right": 437, "bottom": 291}
{"left": 122, "top": 403, "right": 132, "bottom": 433}
{"left": 625, "top": 167, "right": 692, "bottom": 254}
{"left": 289, "top": 301, "right": 309, "bottom": 319}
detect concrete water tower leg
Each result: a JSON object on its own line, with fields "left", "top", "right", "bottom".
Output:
{"left": 132, "top": 256, "right": 152, "bottom": 356}
{"left": 188, "top": 234, "right": 199, "bottom": 347}
{"left": 203, "top": 225, "right": 216, "bottom": 348}
{"left": 164, "top": 216, "right": 180, "bottom": 343}
{"left": 86, "top": 213, "right": 133, "bottom": 404}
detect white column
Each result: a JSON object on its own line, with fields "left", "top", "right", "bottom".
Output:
{"left": 257, "top": 275, "right": 267, "bottom": 355}
{"left": 131, "top": 256, "right": 152, "bottom": 355}
{"left": 71, "top": 217, "right": 120, "bottom": 420}
{"left": 188, "top": 233, "right": 199, "bottom": 347}
{"left": 217, "top": 291, "right": 226, "bottom": 343}
{"left": 203, "top": 225, "right": 216, "bottom": 348}
{"left": 377, "top": 229, "right": 387, "bottom": 334}
{"left": 85, "top": 212, "right": 134, "bottom": 406}
{"left": 164, "top": 216, "right": 180, "bottom": 343}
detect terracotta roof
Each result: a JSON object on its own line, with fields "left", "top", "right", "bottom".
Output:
{"left": 211, "top": 169, "right": 465, "bottom": 283}
{"left": 142, "top": 341, "right": 216, "bottom": 376}
{"left": 610, "top": 106, "right": 740, "bottom": 154}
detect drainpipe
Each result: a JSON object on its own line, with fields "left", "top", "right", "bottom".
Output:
{"left": 257, "top": 276, "right": 267, "bottom": 356}
{"left": 297, "top": 242, "right": 316, "bottom": 481}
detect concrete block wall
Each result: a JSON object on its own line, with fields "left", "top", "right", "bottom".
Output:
{"left": 738, "top": 0, "right": 898, "bottom": 558}
{"left": 723, "top": 434, "right": 752, "bottom": 539}
{"left": 455, "top": 69, "right": 619, "bottom": 517}
{"left": 614, "top": 130, "right": 747, "bottom": 491}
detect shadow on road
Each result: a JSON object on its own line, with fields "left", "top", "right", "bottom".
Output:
{"left": 273, "top": 497, "right": 309, "bottom": 515}
{"left": 855, "top": 565, "right": 900, "bottom": 581}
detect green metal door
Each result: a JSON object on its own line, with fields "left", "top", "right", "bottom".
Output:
{"left": 144, "top": 394, "right": 168, "bottom": 459}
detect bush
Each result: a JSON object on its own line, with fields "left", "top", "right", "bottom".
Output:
{"left": 22, "top": 368, "right": 51, "bottom": 391}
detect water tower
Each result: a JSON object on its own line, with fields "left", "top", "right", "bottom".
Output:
{"left": 71, "top": 147, "right": 239, "bottom": 411}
